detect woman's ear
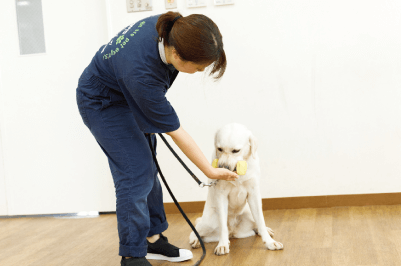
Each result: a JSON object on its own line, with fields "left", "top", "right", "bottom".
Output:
{"left": 171, "top": 47, "right": 179, "bottom": 60}
{"left": 249, "top": 133, "right": 258, "bottom": 159}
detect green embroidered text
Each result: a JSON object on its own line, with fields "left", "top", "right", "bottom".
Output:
{"left": 103, "top": 21, "right": 145, "bottom": 60}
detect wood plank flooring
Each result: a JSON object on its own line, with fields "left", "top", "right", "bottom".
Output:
{"left": 1, "top": 205, "right": 401, "bottom": 266}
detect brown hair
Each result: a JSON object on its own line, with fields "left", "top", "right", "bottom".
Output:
{"left": 156, "top": 11, "right": 227, "bottom": 80}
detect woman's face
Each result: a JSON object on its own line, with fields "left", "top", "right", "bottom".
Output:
{"left": 175, "top": 60, "right": 210, "bottom": 74}
{"left": 168, "top": 47, "right": 211, "bottom": 74}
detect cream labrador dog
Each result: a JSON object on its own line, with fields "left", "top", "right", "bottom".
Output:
{"left": 189, "top": 123, "right": 283, "bottom": 255}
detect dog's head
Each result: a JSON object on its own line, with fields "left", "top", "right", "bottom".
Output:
{"left": 214, "top": 123, "right": 257, "bottom": 172}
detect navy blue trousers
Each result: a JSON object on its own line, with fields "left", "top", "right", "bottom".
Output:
{"left": 76, "top": 86, "right": 168, "bottom": 257}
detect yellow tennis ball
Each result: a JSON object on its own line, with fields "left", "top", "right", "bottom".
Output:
{"left": 236, "top": 161, "right": 247, "bottom": 175}
{"left": 212, "top": 159, "right": 219, "bottom": 168}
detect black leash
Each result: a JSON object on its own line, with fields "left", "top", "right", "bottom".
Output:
{"left": 146, "top": 133, "right": 207, "bottom": 266}
{"left": 157, "top": 133, "right": 202, "bottom": 185}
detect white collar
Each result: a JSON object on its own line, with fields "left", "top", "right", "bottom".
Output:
{"left": 158, "top": 39, "right": 168, "bottom": 65}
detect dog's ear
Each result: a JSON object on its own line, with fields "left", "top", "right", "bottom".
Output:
{"left": 249, "top": 133, "right": 258, "bottom": 159}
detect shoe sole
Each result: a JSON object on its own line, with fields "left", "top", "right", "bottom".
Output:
{"left": 146, "top": 253, "right": 193, "bottom": 262}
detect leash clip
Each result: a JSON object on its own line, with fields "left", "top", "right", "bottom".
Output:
{"left": 199, "top": 180, "right": 219, "bottom": 188}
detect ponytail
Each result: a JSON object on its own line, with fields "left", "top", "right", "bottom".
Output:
{"left": 156, "top": 11, "right": 182, "bottom": 47}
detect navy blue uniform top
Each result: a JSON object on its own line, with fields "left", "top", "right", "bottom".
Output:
{"left": 78, "top": 15, "right": 180, "bottom": 133}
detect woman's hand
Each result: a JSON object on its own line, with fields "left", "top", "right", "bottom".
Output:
{"left": 208, "top": 168, "right": 239, "bottom": 181}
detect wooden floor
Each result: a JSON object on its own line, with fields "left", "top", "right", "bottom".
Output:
{"left": 1, "top": 205, "right": 401, "bottom": 266}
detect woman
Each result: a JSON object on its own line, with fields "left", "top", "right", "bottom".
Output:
{"left": 76, "top": 11, "right": 238, "bottom": 266}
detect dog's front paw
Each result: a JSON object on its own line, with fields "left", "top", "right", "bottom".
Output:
{"left": 266, "top": 227, "right": 275, "bottom": 237}
{"left": 214, "top": 241, "right": 230, "bottom": 255}
{"left": 189, "top": 232, "right": 201, "bottom": 249}
{"left": 265, "top": 240, "right": 284, "bottom": 250}
{"left": 255, "top": 226, "right": 275, "bottom": 237}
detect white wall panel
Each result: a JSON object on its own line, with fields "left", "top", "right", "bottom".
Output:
{"left": 106, "top": 0, "right": 401, "bottom": 202}
{"left": 0, "top": 0, "right": 115, "bottom": 215}
{"left": 0, "top": 64, "right": 8, "bottom": 215}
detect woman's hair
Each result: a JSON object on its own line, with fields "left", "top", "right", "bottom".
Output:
{"left": 156, "top": 11, "right": 226, "bottom": 80}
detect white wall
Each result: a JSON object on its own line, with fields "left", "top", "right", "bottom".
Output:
{"left": 0, "top": 0, "right": 116, "bottom": 215}
{"left": 0, "top": 0, "right": 400, "bottom": 216}
{"left": 0, "top": 63, "right": 8, "bottom": 214}
{"left": 106, "top": 0, "right": 401, "bottom": 203}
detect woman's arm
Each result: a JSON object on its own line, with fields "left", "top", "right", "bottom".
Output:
{"left": 166, "top": 126, "right": 238, "bottom": 181}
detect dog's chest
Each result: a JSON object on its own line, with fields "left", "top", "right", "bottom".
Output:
{"left": 227, "top": 184, "right": 248, "bottom": 211}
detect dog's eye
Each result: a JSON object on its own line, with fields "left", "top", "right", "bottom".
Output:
{"left": 217, "top": 148, "right": 223, "bottom": 152}
{"left": 232, "top": 149, "right": 240, "bottom": 153}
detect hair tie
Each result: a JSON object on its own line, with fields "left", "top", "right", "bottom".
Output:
{"left": 166, "top": 15, "right": 182, "bottom": 40}
{"left": 168, "top": 15, "right": 182, "bottom": 32}
{"left": 171, "top": 15, "right": 182, "bottom": 25}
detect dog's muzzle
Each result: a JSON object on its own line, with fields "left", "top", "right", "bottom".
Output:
{"left": 212, "top": 159, "right": 248, "bottom": 175}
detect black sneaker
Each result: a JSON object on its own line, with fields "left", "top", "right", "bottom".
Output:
{"left": 146, "top": 234, "right": 193, "bottom": 262}
{"left": 121, "top": 257, "right": 152, "bottom": 266}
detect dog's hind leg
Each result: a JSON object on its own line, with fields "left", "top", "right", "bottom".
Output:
{"left": 232, "top": 209, "right": 256, "bottom": 239}
{"left": 233, "top": 222, "right": 256, "bottom": 239}
{"left": 195, "top": 217, "right": 202, "bottom": 226}
{"left": 238, "top": 204, "right": 274, "bottom": 237}
{"left": 189, "top": 216, "right": 217, "bottom": 249}
{"left": 203, "top": 231, "right": 220, "bottom": 243}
